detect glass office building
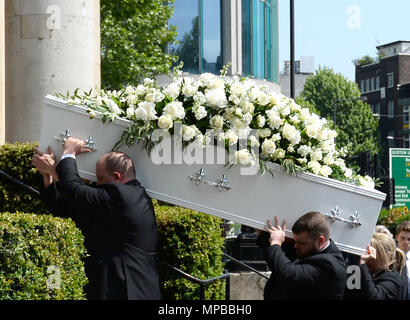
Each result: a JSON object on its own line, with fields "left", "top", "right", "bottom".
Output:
{"left": 169, "top": 0, "right": 279, "bottom": 83}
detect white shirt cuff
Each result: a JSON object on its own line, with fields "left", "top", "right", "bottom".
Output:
{"left": 61, "top": 153, "right": 76, "bottom": 160}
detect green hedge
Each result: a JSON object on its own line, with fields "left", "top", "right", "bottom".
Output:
{"left": 0, "top": 212, "right": 88, "bottom": 300}
{"left": 155, "top": 201, "right": 225, "bottom": 300}
{"left": 0, "top": 142, "right": 48, "bottom": 214}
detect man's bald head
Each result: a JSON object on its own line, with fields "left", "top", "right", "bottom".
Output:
{"left": 96, "top": 152, "right": 136, "bottom": 185}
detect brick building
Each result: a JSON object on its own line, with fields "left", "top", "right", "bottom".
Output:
{"left": 355, "top": 40, "right": 410, "bottom": 176}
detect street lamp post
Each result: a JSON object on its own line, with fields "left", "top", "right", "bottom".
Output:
{"left": 333, "top": 96, "right": 367, "bottom": 130}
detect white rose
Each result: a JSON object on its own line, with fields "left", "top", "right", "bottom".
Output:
{"left": 249, "top": 87, "right": 261, "bottom": 102}
{"left": 145, "top": 89, "right": 164, "bottom": 103}
{"left": 249, "top": 135, "right": 260, "bottom": 147}
{"left": 182, "top": 84, "right": 198, "bottom": 97}
{"left": 181, "top": 125, "right": 197, "bottom": 141}
{"left": 243, "top": 113, "right": 253, "bottom": 126}
{"left": 205, "top": 88, "right": 228, "bottom": 109}
{"left": 323, "top": 154, "right": 335, "bottom": 166}
{"left": 259, "top": 128, "right": 272, "bottom": 138}
{"left": 290, "top": 101, "right": 301, "bottom": 112}
{"left": 164, "top": 82, "right": 181, "bottom": 99}
{"left": 105, "top": 99, "right": 122, "bottom": 115}
{"left": 235, "top": 149, "right": 254, "bottom": 166}
{"left": 359, "top": 175, "right": 375, "bottom": 190}
{"left": 319, "top": 165, "right": 332, "bottom": 177}
{"left": 299, "top": 108, "right": 311, "bottom": 121}
{"left": 136, "top": 101, "right": 157, "bottom": 121}
{"left": 344, "top": 168, "right": 353, "bottom": 178}
{"left": 298, "top": 145, "right": 311, "bottom": 157}
{"left": 210, "top": 115, "right": 224, "bottom": 129}
{"left": 125, "top": 85, "right": 136, "bottom": 95}
{"left": 193, "top": 105, "right": 207, "bottom": 120}
{"left": 193, "top": 92, "right": 206, "bottom": 104}
{"left": 306, "top": 124, "right": 320, "bottom": 139}
{"left": 209, "top": 78, "right": 225, "bottom": 89}
{"left": 230, "top": 82, "right": 247, "bottom": 96}
{"left": 157, "top": 115, "right": 173, "bottom": 130}
{"left": 126, "top": 107, "right": 135, "bottom": 118}
{"left": 271, "top": 133, "right": 281, "bottom": 142}
{"left": 243, "top": 102, "right": 255, "bottom": 114}
{"left": 282, "top": 123, "right": 301, "bottom": 145}
{"left": 308, "top": 161, "right": 321, "bottom": 175}
{"left": 126, "top": 94, "right": 138, "bottom": 106}
{"left": 261, "top": 139, "right": 276, "bottom": 155}
{"left": 257, "top": 92, "right": 271, "bottom": 106}
{"left": 163, "top": 101, "right": 185, "bottom": 120}
{"left": 273, "top": 148, "right": 286, "bottom": 160}
{"left": 225, "top": 130, "right": 239, "bottom": 145}
{"left": 310, "top": 149, "right": 323, "bottom": 162}
{"left": 135, "top": 84, "right": 147, "bottom": 96}
{"left": 143, "top": 78, "right": 154, "bottom": 86}
{"left": 266, "top": 108, "right": 283, "bottom": 129}
{"left": 257, "top": 115, "right": 266, "bottom": 128}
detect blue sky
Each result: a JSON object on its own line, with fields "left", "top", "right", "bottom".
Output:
{"left": 278, "top": 0, "right": 410, "bottom": 81}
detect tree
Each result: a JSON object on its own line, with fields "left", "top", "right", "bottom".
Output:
{"left": 352, "top": 55, "right": 378, "bottom": 67}
{"left": 169, "top": 16, "right": 200, "bottom": 73}
{"left": 298, "top": 67, "right": 379, "bottom": 158}
{"left": 101, "top": 0, "right": 178, "bottom": 90}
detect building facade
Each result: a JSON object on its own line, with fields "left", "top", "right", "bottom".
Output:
{"left": 169, "top": 0, "right": 279, "bottom": 83}
{"left": 355, "top": 41, "right": 410, "bottom": 175}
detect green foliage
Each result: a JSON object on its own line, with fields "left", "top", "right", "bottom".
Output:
{"left": 0, "top": 142, "right": 48, "bottom": 214}
{"left": 352, "top": 55, "right": 378, "bottom": 66}
{"left": 298, "top": 67, "right": 379, "bottom": 158}
{"left": 378, "top": 207, "right": 410, "bottom": 236}
{"left": 155, "top": 201, "right": 225, "bottom": 300}
{"left": 101, "top": 0, "right": 178, "bottom": 90}
{"left": 0, "top": 212, "right": 87, "bottom": 300}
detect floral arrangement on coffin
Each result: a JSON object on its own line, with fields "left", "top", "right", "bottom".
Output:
{"left": 54, "top": 68, "right": 376, "bottom": 190}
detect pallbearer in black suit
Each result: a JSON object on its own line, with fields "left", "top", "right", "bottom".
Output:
{"left": 257, "top": 212, "right": 347, "bottom": 300}
{"left": 32, "top": 137, "right": 161, "bottom": 300}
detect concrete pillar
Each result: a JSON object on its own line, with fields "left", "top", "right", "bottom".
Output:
{"left": 5, "top": 0, "right": 100, "bottom": 143}
{"left": 0, "top": 0, "right": 4, "bottom": 144}
{"left": 222, "top": 0, "right": 242, "bottom": 76}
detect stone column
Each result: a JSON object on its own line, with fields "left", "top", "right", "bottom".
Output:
{"left": 5, "top": 0, "right": 100, "bottom": 143}
{"left": 221, "top": 0, "right": 242, "bottom": 76}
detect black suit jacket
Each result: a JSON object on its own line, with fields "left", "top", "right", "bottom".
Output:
{"left": 41, "top": 158, "right": 161, "bottom": 300}
{"left": 357, "top": 264, "right": 405, "bottom": 300}
{"left": 258, "top": 231, "right": 347, "bottom": 300}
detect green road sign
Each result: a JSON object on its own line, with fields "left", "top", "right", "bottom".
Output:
{"left": 389, "top": 148, "right": 410, "bottom": 208}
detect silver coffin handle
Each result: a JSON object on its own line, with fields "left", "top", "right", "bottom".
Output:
{"left": 189, "top": 168, "right": 231, "bottom": 192}
{"left": 53, "top": 129, "right": 98, "bottom": 151}
{"left": 325, "top": 205, "right": 362, "bottom": 228}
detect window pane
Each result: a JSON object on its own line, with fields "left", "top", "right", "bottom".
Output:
{"left": 169, "top": 0, "right": 200, "bottom": 74}
{"left": 242, "top": 0, "right": 252, "bottom": 76}
{"left": 202, "top": 0, "right": 222, "bottom": 74}
{"left": 252, "top": 0, "right": 265, "bottom": 78}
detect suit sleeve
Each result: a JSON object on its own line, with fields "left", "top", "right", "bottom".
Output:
{"left": 40, "top": 181, "right": 72, "bottom": 218}
{"left": 55, "top": 158, "right": 121, "bottom": 215}
{"left": 359, "top": 264, "right": 402, "bottom": 300}
{"left": 264, "top": 245, "right": 324, "bottom": 286}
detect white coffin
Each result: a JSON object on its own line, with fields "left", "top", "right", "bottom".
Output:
{"left": 39, "top": 95, "right": 386, "bottom": 255}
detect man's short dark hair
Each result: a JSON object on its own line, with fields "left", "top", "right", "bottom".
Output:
{"left": 104, "top": 152, "right": 136, "bottom": 179}
{"left": 396, "top": 221, "right": 410, "bottom": 235}
{"left": 292, "top": 211, "right": 330, "bottom": 241}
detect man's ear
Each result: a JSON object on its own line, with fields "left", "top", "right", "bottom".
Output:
{"left": 113, "top": 171, "right": 122, "bottom": 182}
{"left": 318, "top": 235, "right": 326, "bottom": 247}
